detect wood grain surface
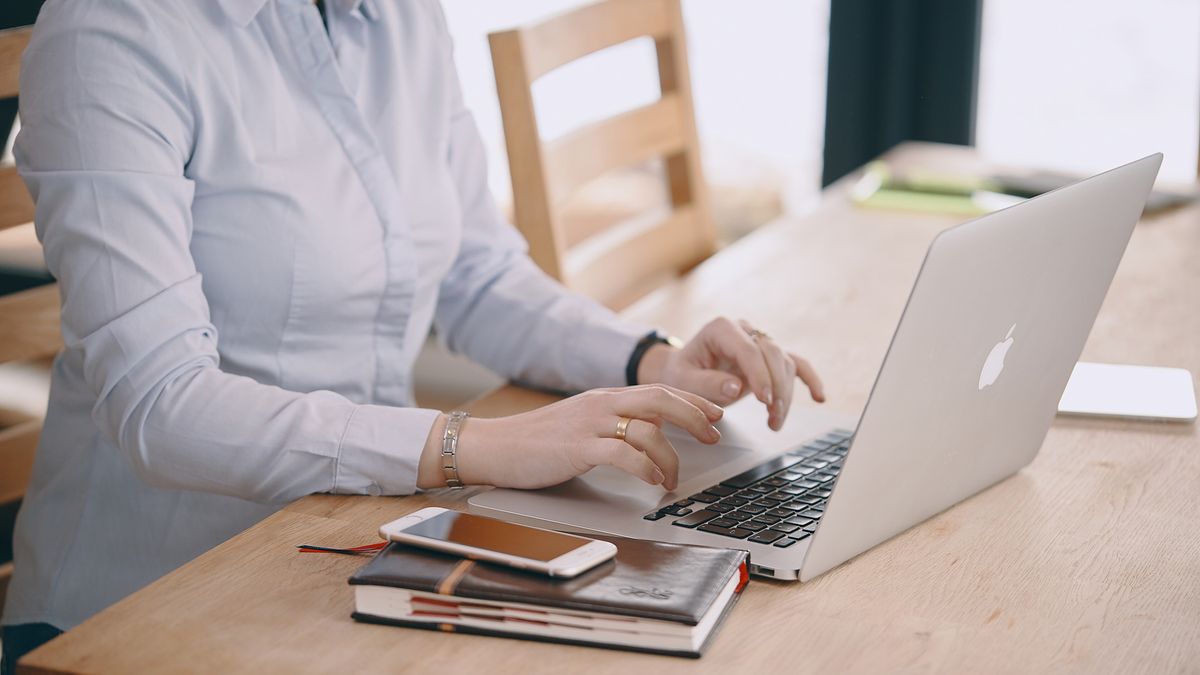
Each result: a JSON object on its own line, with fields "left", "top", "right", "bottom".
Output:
{"left": 19, "top": 143, "right": 1200, "bottom": 674}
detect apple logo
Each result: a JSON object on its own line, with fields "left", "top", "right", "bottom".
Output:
{"left": 978, "top": 323, "right": 1016, "bottom": 390}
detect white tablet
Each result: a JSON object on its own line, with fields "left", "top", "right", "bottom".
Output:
{"left": 1058, "top": 362, "right": 1197, "bottom": 422}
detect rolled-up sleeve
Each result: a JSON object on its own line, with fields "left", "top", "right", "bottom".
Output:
{"left": 17, "top": 5, "right": 437, "bottom": 504}
{"left": 430, "top": 9, "right": 650, "bottom": 393}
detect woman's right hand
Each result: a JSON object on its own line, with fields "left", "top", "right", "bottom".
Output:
{"left": 418, "top": 385, "right": 724, "bottom": 492}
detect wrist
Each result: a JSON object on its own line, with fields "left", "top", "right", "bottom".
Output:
{"left": 416, "top": 413, "right": 449, "bottom": 489}
{"left": 636, "top": 342, "right": 677, "bottom": 385}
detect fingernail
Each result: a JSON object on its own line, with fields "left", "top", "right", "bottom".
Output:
{"left": 763, "top": 390, "right": 774, "bottom": 406}
{"left": 722, "top": 380, "right": 741, "bottom": 398}
{"left": 651, "top": 468, "right": 665, "bottom": 484}
{"left": 708, "top": 425, "right": 721, "bottom": 441}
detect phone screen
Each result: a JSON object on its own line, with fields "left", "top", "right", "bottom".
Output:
{"left": 402, "top": 511, "right": 591, "bottom": 562}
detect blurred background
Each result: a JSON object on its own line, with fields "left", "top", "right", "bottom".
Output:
{"left": 0, "top": 0, "right": 1197, "bottom": 406}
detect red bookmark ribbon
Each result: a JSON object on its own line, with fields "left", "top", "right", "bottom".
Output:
{"left": 296, "top": 542, "right": 387, "bottom": 555}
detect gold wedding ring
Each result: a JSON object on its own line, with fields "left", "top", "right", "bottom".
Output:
{"left": 615, "top": 416, "right": 632, "bottom": 441}
{"left": 745, "top": 326, "right": 769, "bottom": 340}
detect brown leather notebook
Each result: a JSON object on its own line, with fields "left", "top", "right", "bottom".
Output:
{"left": 349, "top": 534, "right": 748, "bottom": 658}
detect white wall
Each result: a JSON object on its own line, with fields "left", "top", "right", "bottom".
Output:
{"left": 440, "top": 0, "right": 830, "bottom": 214}
{"left": 977, "top": 0, "right": 1200, "bottom": 184}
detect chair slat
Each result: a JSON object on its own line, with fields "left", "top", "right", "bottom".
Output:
{"left": 564, "top": 205, "right": 704, "bottom": 310}
{"left": 544, "top": 94, "right": 686, "bottom": 215}
{"left": 0, "top": 166, "right": 35, "bottom": 231}
{"left": 0, "top": 417, "right": 39, "bottom": 504}
{"left": 0, "top": 561, "right": 13, "bottom": 618}
{"left": 0, "top": 284, "right": 61, "bottom": 363}
{"left": 520, "top": 0, "right": 673, "bottom": 81}
{"left": 0, "top": 26, "right": 31, "bottom": 99}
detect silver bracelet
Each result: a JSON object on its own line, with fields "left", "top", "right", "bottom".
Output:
{"left": 441, "top": 411, "right": 469, "bottom": 489}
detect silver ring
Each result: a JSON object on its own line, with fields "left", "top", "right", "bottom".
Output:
{"left": 745, "top": 326, "right": 769, "bottom": 340}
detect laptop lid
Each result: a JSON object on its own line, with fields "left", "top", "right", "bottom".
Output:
{"left": 800, "top": 154, "right": 1162, "bottom": 582}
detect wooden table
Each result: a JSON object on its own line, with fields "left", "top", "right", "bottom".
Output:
{"left": 20, "top": 143, "right": 1200, "bottom": 673}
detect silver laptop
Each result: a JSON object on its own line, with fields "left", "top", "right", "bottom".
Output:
{"left": 471, "top": 154, "right": 1162, "bottom": 581}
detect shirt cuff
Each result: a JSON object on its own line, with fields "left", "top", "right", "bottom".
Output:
{"left": 333, "top": 404, "right": 441, "bottom": 496}
{"left": 572, "top": 318, "right": 655, "bottom": 390}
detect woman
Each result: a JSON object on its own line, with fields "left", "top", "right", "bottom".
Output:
{"left": 0, "top": 0, "right": 823, "bottom": 668}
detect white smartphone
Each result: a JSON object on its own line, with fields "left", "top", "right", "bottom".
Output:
{"left": 379, "top": 507, "right": 617, "bottom": 578}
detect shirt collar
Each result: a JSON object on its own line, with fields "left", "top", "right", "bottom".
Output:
{"left": 217, "top": 0, "right": 378, "bottom": 27}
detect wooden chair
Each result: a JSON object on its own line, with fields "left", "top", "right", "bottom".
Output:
{"left": 0, "top": 24, "right": 59, "bottom": 612}
{"left": 489, "top": 0, "right": 718, "bottom": 310}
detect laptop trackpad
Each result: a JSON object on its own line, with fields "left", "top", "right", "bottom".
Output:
{"left": 485, "top": 433, "right": 756, "bottom": 520}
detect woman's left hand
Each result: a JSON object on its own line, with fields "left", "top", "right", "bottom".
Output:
{"left": 637, "top": 317, "right": 825, "bottom": 431}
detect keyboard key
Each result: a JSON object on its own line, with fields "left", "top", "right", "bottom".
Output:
{"left": 810, "top": 504, "right": 825, "bottom": 512}
{"left": 708, "top": 503, "right": 734, "bottom": 514}
{"left": 779, "top": 486, "right": 808, "bottom": 495}
{"left": 794, "top": 496, "right": 821, "bottom": 505}
{"left": 740, "top": 504, "right": 767, "bottom": 515}
{"left": 697, "top": 524, "right": 754, "bottom": 539}
{"left": 790, "top": 479, "right": 821, "bottom": 489}
{"left": 792, "top": 530, "right": 812, "bottom": 540}
{"left": 763, "top": 478, "right": 789, "bottom": 488}
{"left": 707, "top": 517, "right": 738, "bottom": 529}
{"left": 803, "top": 524, "right": 819, "bottom": 533}
{"left": 726, "top": 510, "right": 754, "bottom": 521}
{"left": 832, "top": 427, "right": 855, "bottom": 437}
{"left": 738, "top": 520, "right": 767, "bottom": 532}
{"left": 661, "top": 505, "right": 693, "bottom": 516}
{"left": 748, "top": 529, "right": 786, "bottom": 544}
{"left": 672, "top": 509, "right": 721, "bottom": 528}
{"left": 720, "top": 456, "right": 803, "bottom": 489}
{"left": 818, "top": 454, "right": 842, "bottom": 463}
{"left": 720, "top": 496, "right": 749, "bottom": 507}
{"left": 781, "top": 502, "right": 808, "bottom": 512}
{"left": 814, "top": 489, "right": 832, "bottom": 498}
{"left": 791, "top": 466, "right": 817, "bottom": 476}
{"left": 798, "top": 509, "right": 824, "bottom": 520}
{"left": 804, "top": 460, "right": 830, "bottom": 470}
{"left": 813, "top": 473, "right": 837, "bottom": 483}
{"left": 746, "top": 485, "right": 774, "bottom": 494}
{"left": 674, "top": 499, "right": 695, "bottom": 508}
{"left": 785, "top": 517, "right": 814, "bottom": 527}
{"left": 770, "top": 522, "right": 801, "bottom": 533}
{"left": 689, "top": 492, "right": 720, "bottom": 504}
{"left": 751, "top": 515, "right": 781, "bottom": 525}
{"left": 765, "top": 490, "right": 793, "bottom": 501}
{"left": 808, "top": 439, "right": 835, "bottom": 450}
{"left": 704, "top": 485, "right": 738, "bottom": 497}
{"left": 778, "top": 472, "right": 802, "bottom": 481}
{"left": 767, "top": 508, "right": 793, "bottom": 518}
{"left": 752, "top": 498, "right": 782, "bottom": 508}
{"left": 774, "top": 537, "right": 801, "bottom": 548}
{"left": 643, "top": 512, "right": 665, "bottom": 521}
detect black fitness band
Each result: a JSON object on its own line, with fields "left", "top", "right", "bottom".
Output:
{"left": 625, "top": 332, "right": 675, "bottom": 386}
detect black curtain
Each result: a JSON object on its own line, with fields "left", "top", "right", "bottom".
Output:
{"left": 822, "top": 0, "right": 983, "bottom": 186}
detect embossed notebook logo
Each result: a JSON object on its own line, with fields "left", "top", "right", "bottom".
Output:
{"left": 619, "top": 586, "right": 674, "bottom": 600}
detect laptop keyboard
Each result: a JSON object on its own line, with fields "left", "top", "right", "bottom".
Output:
{"left": 643, "top": 428, "right": 854, "bottom": 549}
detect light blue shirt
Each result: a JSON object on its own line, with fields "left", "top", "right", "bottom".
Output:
{"left": 4, "top": 0, "right": 647, "bottom": 630}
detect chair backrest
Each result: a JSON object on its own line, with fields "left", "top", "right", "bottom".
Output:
{"left": 489, "top": 0, "right": 717, "bottom": 309}
{"left": 0, "top": 24, "right": 58, "bottom": 609}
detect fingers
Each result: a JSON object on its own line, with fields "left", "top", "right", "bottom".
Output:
{"left": 622, "top": 419, "right": 680, "bottom": 490}
{"left": 610, "top": 385, "right": 722, "bottom": 444}
{"left": 585, "top": 439, "right": 665, "bottom": 487}
{"left": 758, "top": 338, "right": 795, "bottom": 430}
{"left": 671, "top": 366, "right": 745, "bottom": 406}
{"left": 706, "top": 318, "right": 774, "bottom": 408}
{"left": 790, "top": 352, "right": 826, "bottom": 403}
